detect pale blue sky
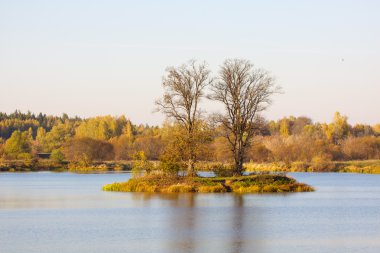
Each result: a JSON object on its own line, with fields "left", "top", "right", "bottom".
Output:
{"left": 0, "top": 0, "right": 379, "bottom": 125}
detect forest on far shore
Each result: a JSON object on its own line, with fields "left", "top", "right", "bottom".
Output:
{"left": 1, "top": 110, "right": 379, "bottom": 169}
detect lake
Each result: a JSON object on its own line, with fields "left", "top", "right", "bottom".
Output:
{"left": 1, "top": 172, "right": 380, "bottom": 253}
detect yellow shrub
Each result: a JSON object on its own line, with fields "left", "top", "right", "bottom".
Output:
{"left": 163, "top": 184, "right": 194, "bottom": 193}
{"left": 197, "top": 184, "right": 227, "bottom": 193}
{"left": 262, "top": 185, "right": 278, "bottom": 193}
{"left": 233, "top": 185, "right": 260, "bottom": 193}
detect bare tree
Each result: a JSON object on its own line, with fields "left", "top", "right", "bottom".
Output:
{"left": 210, "top": 59, "right": 279, "bottom": 176}
{"left": 156, "top": 60, "right": 212, "bottom": 176}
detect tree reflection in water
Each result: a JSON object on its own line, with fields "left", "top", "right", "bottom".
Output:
{"left": 129, "top": 193, "right": 264, "bottom": 253}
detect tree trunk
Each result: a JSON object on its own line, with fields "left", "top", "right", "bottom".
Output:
{"left": 186, "top": 130, "right": 196, "bottom": 177}
{"left": 187, "top": 158, "right": 196, "bottom": 177}
{"left": 233, "top": 149, "right": 244, "bottom": 176}
{"left": 233, "top": 161, "right": 243, "bottom": 176}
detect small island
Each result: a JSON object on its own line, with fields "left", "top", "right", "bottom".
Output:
{"left": 103, "top": 59, "right": 313, "bottom": 194}
{"left": 102, "top": 173, "right": 314, "bottom": 193}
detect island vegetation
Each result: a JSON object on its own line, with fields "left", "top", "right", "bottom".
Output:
{"left": 102, "top": 173, "right": 314, "bottom": 193}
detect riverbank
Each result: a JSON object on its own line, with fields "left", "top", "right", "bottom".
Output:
{"left": 102, "top": 174, "right": 314, "bottom": 193}
{"left": 244, "top": 160, "right": 380, "bottom": 174}
{"left": 0, "top": 160, "right": 133, "bottom": 173}
{"left": 2, "top": 159, "right": 380, "bottom": 174}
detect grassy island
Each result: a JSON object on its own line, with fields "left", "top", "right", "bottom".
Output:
{"left": 102, "top": 173, "right": 314, "bottom": 193}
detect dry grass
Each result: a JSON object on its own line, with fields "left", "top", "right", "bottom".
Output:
{"left": 244, "top": 160, "right": 380, "bottom": 174}
{"left": 102, "top": 174, "right": 314, "bottom": 194}
{"left": 198, "top": 183, "right": 227, "bottom": 193}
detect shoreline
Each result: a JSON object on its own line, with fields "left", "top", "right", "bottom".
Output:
{"left": 1, "top": 159, "right": 380, "bottom": 174}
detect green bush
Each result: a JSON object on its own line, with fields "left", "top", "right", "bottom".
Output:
{"left": 102, "top": 182, "right": 123, "bottom": 191}
{"left": 159, "top": 161, "right": 181, "bottom": 176}
{"left": 51, "top": 149, "right": 65, "bottom": 163}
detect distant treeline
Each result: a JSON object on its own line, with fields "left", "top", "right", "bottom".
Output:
{"left": 0, "top": 110, "right": 379, "bottom": 166}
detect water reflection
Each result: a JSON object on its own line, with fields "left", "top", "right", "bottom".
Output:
{"left": 129, "top": 193, "right": 263, "bottom": 253}
{"left": 231, "top": 195, "right": 245, "bottom": 253}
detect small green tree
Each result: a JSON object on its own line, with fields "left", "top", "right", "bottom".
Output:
{"left": 4, "top": 130, "right": 32, "bottom": 159}
{"left": 332, "top": 112, "right": 350, "bottom": 142}
{"left": 325, "top": 112, "right": 350, "bottom": 143}
{"left": 35, "top": 127, "right": 47, "bottom": 152}
{"left": 132, "top": 151, "right": 154, "bottom": 177}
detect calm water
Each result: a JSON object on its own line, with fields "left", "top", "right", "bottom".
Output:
{"left": 1, "top": 172, "right": 380, "bottom": 253}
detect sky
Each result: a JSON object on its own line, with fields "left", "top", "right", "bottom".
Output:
{"left": 0, "top": 0, "right": 379, "bottom": 125}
